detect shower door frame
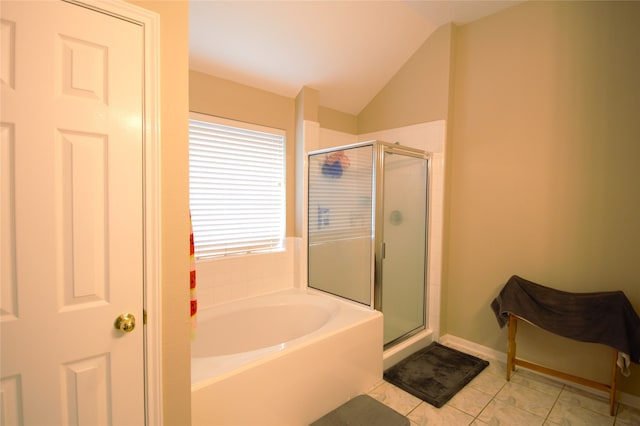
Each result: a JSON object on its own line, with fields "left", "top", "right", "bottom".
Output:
{"left": 374, "top": 142, "right": 431, "bottom": 348}
{"left": 307, "top": 141, "right": 431, "bottom": 347}
{"left": 307, "top": 141, "right": 377, "bottom": 308}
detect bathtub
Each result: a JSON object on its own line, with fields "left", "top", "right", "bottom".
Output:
{"left": 191, "top": 288, "right": 383, "bottom": 426}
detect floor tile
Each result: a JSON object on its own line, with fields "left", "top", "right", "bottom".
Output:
{"left": 609, "top": 403, "right": 639, "bottom": 425}
{"left": 368, "top": 381, "right": 422, "bottom": 416}
{"left": 494, "top": 381, "right": 558, "bottom": 417}
{"left": 546, "top": 399, "right": 614, "bottom": 426}
{"left": 368, "top": 357, "right": 640, "bottom": 426}
{"left": 468, "top": 368, "right": 508, "bottom": 396}
{"left": 448, "top": 385, "right": 494, "bottom": 417}
{"left": 556, "top": 386, "right": 612, "bottom": 417}
{"left": 472, "top": 421, "right": 493, "bottom": 426}
{"left": 510, "top": 369, "right": 564, "bottom": 397}
{"left": 407, "top": 402, "right": 474, "bottom": 426}
{"left": 477, "top": 399, "right": 546, "bottom": 426}
{"left": 484, "top": 359, "right": 509, "bottom": 377}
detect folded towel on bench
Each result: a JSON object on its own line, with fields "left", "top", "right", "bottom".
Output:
{"left": 491, "top": 275, "right": 640, "bottom": 366}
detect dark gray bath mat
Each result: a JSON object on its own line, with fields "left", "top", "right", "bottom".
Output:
{"left": 310, "top": 394, "right": 409, "bottom": 426}
{"left": 383, "top": 342, "right": 489, "bottom": 408}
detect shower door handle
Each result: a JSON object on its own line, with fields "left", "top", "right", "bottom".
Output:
{"left": 382, "top": 242, "right": 386, "bottom": 260}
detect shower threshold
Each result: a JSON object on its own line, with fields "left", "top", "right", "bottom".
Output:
{"left": 383, "top": 328, "right": 434, "bottom": 370}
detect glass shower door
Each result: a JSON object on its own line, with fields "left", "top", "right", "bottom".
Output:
{"left": 380, "top": 150, "right": 428, "bottom": 345}
{"left": 308, "top": 145, "right": 374, "bottom": 306}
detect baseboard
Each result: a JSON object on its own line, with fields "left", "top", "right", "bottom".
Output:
{"left": 438, "top": 334, "right": 640, "bottom": 411}
{"left": 439, "top": 334, "right": 507, "bottom": 364}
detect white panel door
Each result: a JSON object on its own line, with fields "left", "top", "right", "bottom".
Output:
{"left": 0, "top": 1, "right": 145, "bottom": 424}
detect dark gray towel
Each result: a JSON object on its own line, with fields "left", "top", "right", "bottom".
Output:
{"left": 310, "top": 395, "right": 409, "bottom": 426}
{"left": 491, "top": 275, "right": 640, "bottom": 364}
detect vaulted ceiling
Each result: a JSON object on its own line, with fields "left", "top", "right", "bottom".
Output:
{"left": 189, "top": 1, "right": 522, "bottom": 115}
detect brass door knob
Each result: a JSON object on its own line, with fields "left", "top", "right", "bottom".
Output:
{"left": 115, "top": 313, "right": 136, "bottom": 333}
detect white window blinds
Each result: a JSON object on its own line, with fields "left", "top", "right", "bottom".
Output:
{"left": 189, "top": 113, "right": 285, "bottom": 258}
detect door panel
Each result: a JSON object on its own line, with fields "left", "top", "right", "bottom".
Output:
{"left": 0, "top": 2, "right": 144, "bottom": 424}
{"left": 308, "top": 146, "right": 374, "bottom": 306}
{"left": 381, "top": 152, "right": 428, "bottom": 345}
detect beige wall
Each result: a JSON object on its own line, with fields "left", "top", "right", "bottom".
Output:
{"left": 446, "top": 1, "right": 640, "bottom": 395}
{"left": 128, "top": 1, "right": 191, "bottom": 424}
{"left": 318, "top": 106, "right": 358, "bottom": 134}
{"left": 190, "top": 71, "right": 297, "bottom": 237}
{"left": 358, "top": 23, "right": 455, "bottom": 134}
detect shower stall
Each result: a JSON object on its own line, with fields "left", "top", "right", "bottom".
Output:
{"left": 307, "top": 141, "right": 429, "bottom": 347}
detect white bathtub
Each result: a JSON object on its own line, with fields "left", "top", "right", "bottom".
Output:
{"left": 191, "top": 289, "right": 383, "bottom": 426}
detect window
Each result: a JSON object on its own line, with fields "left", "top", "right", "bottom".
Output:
{"left": 189, "top": 112, "right": 285, "bottom": 258}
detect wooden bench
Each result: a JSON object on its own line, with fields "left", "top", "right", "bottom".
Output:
{"left": 506, "top": 313, "right": 618, "bottom": 416}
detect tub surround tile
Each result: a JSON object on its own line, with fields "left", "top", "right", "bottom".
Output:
{"left": 246, "top": 278, "right": 265, "bottom": 297}
{"left": 230, "top": 280, "right": 248, "bottom": 300}
{"left": 407, "top": 402, "right": 475, "bottom": 426}
{"left": 194, "top": 286, "right": 215, "bottom": 308}
{"left": 209, "top": 284, "right": 234, "bottom": 306}
{"left": 195, "top": 237, "right": 298, "bottom": 308}
{"left": 228, "top": 256, "right": 249, "bottom": 284}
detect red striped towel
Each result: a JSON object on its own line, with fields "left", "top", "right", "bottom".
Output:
{"left": 190, "top": 212, "right": 197, "bottom": 336}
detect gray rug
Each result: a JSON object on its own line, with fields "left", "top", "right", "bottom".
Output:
{"left": 310, "top": 394, "right": 409, "bottom": 426}
{"left": 383, "top": 342, "right": 489, "bottom": 408}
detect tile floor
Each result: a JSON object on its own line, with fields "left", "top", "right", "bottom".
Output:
{"left": 367, "top": 354, "right": 640, "bottom": 426}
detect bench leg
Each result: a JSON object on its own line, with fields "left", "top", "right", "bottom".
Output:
{"left": 610, "top": 350, "right": 618, "bottom": 416}
{"left": 507, "top": 314, "right": 517, "bottom": 381}
{"left": 504, "top": 314, "right": 618, "bottom": 416}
